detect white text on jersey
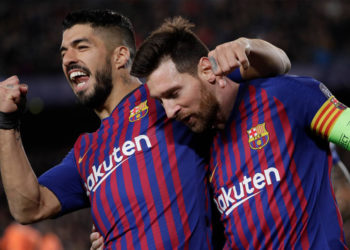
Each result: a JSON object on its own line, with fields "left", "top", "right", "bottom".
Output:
{"left": 84, "top": 135, "right": 152, "bottom": 195}
{"left": 213, "top": 167, "right": 281, "bottom": 216}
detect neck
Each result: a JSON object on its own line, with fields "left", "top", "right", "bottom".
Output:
{"left": 215, "top": 77, "right": 240, "bottom": 129}
{"left": 94, "top": 75, "right": 142, "bottom": 119}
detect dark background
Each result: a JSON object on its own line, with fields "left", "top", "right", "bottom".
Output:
{"left": 0, "top": 0, "right": 349, "bottom": 249}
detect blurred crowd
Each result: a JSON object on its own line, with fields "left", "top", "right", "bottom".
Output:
{"left": 0, "top": 0, "right": 349, "bottom": 249}
{"left": 0, "top": 0, "right": 349, "bottom": 80}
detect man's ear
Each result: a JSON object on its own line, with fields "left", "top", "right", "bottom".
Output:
{"left": 199, "top": 57, "right": 227, "bottom": 88}
{"left": 112, "top": 46, "right": 130, "bottom": 69}
{"left": 198, "top": 57, "right": 216, "bottom": 84}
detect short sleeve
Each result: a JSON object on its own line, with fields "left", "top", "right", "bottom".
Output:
{"left": 38, "top": 149, "right": 90, "bottom": 216}
{"left": 261, "top": 75, "right": 332, "bottom": 128}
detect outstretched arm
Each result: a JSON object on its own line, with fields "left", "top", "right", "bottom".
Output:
{"left": 0, "top": 76, "right": 61, "bottom": 224}
{"left": 208, "top": 37, "right": 290, "bottom": 80}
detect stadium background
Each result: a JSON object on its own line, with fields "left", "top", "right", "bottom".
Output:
{"left": 0, "top": 0, "right": 349, "bottom": 248}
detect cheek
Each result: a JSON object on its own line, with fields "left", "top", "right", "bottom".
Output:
{"left": 84, "top": 51, "right": 104, "bottom": 69}
{"left": 185, "top": 85, "right": 202, "bottom": 106}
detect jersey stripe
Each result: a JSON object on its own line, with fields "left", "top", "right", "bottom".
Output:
{"left": 148, "top": 98, "right": 179, "bottom": 249}
{"left": 212, "top": 131, "right": 249, "bottom": 248}
{"left": 119, "top": 97, "right": 142, "bottom": 248}
{"left": 272, "top": 96, "right": 310, "bottom": 248}
{"left": 108, "top": 102, "right": 127, "bottom": 248}
{"left": 327, "top": 153, "right": 346, "bottom": 245}
{"left": 239, "top": 88, "right": 268, "bottom": 248}
{"left": 93, "top": 127, "right": 112, "bottom": 243}
{"left": 126, "top": 90, "right": 158, "bottom": 248}
{"left": 247, "top": 86, "right": 277, "bottom": 247}
{"left": 261, "top": 90, "right": 296, "bottom": 247}
{"left": 160, "top": 121, "right": 190, "bottom": 249}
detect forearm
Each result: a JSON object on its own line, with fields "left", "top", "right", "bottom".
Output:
{"left": 242, "top": 38, "right": 291, "bottom": 79}
{"left": 0, "top": 129, "right": 59, "bottom": 223}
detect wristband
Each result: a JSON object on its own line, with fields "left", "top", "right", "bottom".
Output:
{"left": 329, "top": 108, "right": 350, "bottom": 151}
{"left": 0, "top": 111, "right": 20, "bottom": 129}
{"left": 227, "top": 67, "right": 243, "bottom": 83}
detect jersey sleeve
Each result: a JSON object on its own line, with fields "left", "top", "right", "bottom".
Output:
{"left": 308, "top": 84, "right": 350, "bottom": 150}
{"left": 227, "top": 68, "right": 243, "bottom": 83}
{"left": 38, "top": 148, "right": 90, "bottom": 216}
{"left": 313, "top": 101, "right": 350, "bottom": 150}
{"left": 273, "top": 75, "right": 350, "bottom": 150}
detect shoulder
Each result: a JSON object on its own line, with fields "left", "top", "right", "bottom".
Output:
{"left": 249, "top": 74, "right": 320, "bottom": 89}
{"left": 73, "top": 132, "right": 94, "bottom": 156}
{"left": 246, "top": 75, "right": 324, "bottom": 100}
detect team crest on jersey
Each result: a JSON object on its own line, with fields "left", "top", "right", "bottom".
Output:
{"left": 247, "top": 123, "right": 269, "bottom": 150}
{"left": 330, "top": 96, "right": 347, "bottom": 110}
{"left": 129, "top": 100, "right": 149, "bottom": 122}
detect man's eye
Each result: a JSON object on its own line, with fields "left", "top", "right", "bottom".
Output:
{"left": 166, "top": 91, "right": 178, "bottom": 99}
{"left": 78, "top": 45, "right": 88, "bottom": 50}
{"left": 170, "top": 91, "right": 178, "bottom": 99}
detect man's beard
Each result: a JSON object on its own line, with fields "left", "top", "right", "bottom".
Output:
{"left": 184, "top": 84, "right": 219, "bottom": 133}
{"left": 77, "top": 58, "right": 113, "bottom": 109}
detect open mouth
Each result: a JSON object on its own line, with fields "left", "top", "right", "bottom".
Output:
{"left": 68, "top": 69, "right": 90, "bottom": 91}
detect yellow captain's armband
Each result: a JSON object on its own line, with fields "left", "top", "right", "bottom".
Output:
{"left": 311, "top": 96, "right": 350, "bottom": 151}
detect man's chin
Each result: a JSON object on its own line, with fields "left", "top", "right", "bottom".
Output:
{"left": 190, "top": 127, "right": 205, "bottom": 133}
{"left": 76, "top": 93, "right": 98, "bottom": 108}
{"left": 180, "top": 116, "right": 208, "bottom": 133}
{"left": 186, "top": 122, "right": 207, "bottom": 134}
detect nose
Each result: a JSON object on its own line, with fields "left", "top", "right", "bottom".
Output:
{"left": 62, "top": 48, "right": 78, "bottom": 68}
{"left": 163, "top": 100, "right": 180, "bottom": 119}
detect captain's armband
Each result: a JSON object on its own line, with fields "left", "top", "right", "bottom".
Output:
{"left": 328, "top": 108, "right": 350, "bottom": 151}
{"left": 311, "top": 96, "right": 350, "bottom": 151}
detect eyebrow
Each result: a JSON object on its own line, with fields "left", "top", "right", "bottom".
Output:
{"left": 161, "top": 86, "right": 179, "bottom": 98}
{"left": 59, "top": 38, "right": 91, "bottom": 53}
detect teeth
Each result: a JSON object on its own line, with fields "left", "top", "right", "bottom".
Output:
{"left": 69, "top": 71, "right": 87, "bottom": 80}
{"left": 77, "top": 82, "right": 86, "bottom": 87}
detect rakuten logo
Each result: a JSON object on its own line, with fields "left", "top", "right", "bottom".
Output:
{"left": 213, "top": 167, "right": 281, "bottom": 216}
{"left": 84, "top": 135, "right": 152, "bottom": 195}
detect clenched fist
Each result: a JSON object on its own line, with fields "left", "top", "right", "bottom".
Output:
{"left": 0, "top": 76, "right": 28, "bottom": 129}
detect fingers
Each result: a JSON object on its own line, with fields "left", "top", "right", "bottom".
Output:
{"left": 208, "top": 38, "right": 251, "bottom": 76}
{"left": 19, "top": 84, "right": 28, "bottom": 95}
{"left": 90, "top": 225, "right": 104, "bottom": 250}
{"left": 0, "top": 76, "right": 27, "bottom": 113}
{"left": 0, "top": 76, "right": 19, "bottom": 89}
{"left": 0, "top": 76, "right": 27, "bottom": 92}
{"left": 90, "top": 232, "right": 104, "bottom": 250}
{"left": 90, "top": 231, "right": 100, "bottom": 241}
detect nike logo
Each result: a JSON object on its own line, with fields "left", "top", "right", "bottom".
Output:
{"left": 78, "top": 145, "right": 92, "bottom": 164}
{"left": 209, "top": 164, "right": 218, "bottom": 183}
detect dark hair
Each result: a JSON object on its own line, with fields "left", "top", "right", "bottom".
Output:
{"left": 131, "top": 16, "right": 209, "bottom": 78}
{"left": 63, "top": 9, "right": 136, "bottom": 61}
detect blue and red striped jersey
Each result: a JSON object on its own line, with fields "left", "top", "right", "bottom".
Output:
{"left": 39, "top": 84, "right": 213, "bottom": 249}
{"left": 210, "top": 75, "right": 347, "bottom": 249}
